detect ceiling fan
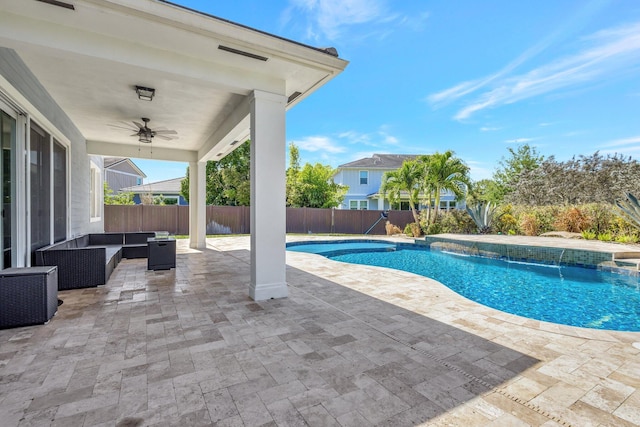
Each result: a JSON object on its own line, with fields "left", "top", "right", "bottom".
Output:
{"left": 109, "top": 118, "right": 178, "bottom": 143}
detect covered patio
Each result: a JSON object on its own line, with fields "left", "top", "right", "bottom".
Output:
{"left": 1, "top": 236, "right": 639, "bottom": 426}
{"left": 0, "top": 0, "right": 347, "bottom": 299}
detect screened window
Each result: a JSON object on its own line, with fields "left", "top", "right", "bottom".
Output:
{"left": 349, "top": 200, "right": 368, "bottom": 210}
{"left": 359, "top": 170, "right": 368, "bottom": 185}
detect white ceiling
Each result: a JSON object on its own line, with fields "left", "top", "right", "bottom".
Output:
{"left": 0, "top": 0, "right": 348, "bottom": 162}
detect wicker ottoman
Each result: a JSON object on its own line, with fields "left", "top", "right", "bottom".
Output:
{"left": 0, "top": 266, "right": 58, "bottom": 329}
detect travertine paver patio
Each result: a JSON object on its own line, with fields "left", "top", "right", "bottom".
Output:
{"left": 0, "top": 235, "right": 639, "bottom": 426}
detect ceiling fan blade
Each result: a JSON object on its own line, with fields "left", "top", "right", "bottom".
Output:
{"left": 155, "top": 134, "right": 177, "bottom": 140}
{"left": 154, "top": 129, "right": 178, "bottom": 135}
{"left": 132, "top": 121, "right": 145, "bottom": 130}
{"left": 108, "top": 123, "right": 137, "bottom": 131}
{"left": 130, "top": 133, "right": 140, "bottom": 137}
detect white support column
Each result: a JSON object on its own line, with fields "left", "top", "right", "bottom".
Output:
{"left": 249, "top": 90, "right": 288, "bottom": 300}
{"left": 189, "top": 161, "right": 206, "bottom": 249}
{"left": 377, "top": 196, "right": 385, "bottom": 210}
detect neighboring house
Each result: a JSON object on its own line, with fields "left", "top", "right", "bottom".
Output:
{"left": 104, "top": 157, "right": 146, "bottom": 193}
{"left": 333, "top": 154, "right": 464, "bottom": 211}
{"left": 0, "top": 0, "right": 346, "bottom": 300}
{"left": 121, "top": 177, "right": 188, "bottom": 205}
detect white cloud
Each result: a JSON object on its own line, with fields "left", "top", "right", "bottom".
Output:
{"left": 599, "top": 136, "right": 640, "bottom": 157}
{"left": 428, "top": 21, "right": 640, "bottom": 120}
{"left": 480, "top": 126, "right": 501, "bottom": 132}
{"left": 283, "top": 0, "right": 427, "bottom": 42}
{"left": 504, "top": 138, "right": 536, "bottom": 144}
{"left": 338, "top": 127, "right": 400, "bottom": 147}
{"left": 463, "top": 159, "right": 493, "bottom": 181}
{"left": 384, "top": 134, "right": 399, "bottom": 144}
{"left": 283, "top": 0, "right": 385, "bottom": 40}
{"left": 291, "top": 136, "right": 346, "bottom": 153}
{"left": 602, "top": 135, "right": 640, "bottom": 147}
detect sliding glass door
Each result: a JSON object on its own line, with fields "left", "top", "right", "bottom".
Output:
{"left": 30, "top": 122, "right": 51, "bottom": 261}
{"left": 29, "top": 122, "right": 67, "bottom": 263}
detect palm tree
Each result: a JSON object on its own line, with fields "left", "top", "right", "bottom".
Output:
{"left": 423, "top": 151, "right": 471, "bottom": 223}
{"left": 381, "top": 160, "right": 423, "bottom": 224}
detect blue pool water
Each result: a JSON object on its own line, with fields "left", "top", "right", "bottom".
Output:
{"left": 287, "top": 241, "right": 396, "bottom": 256}
{"left": 287, "top": 241, "right": 640, "bottom": 331}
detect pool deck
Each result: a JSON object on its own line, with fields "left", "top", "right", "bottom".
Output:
{"left": 1, "top": 235, "right": 639, "bottom": 426}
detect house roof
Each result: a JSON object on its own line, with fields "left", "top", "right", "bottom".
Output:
{"left": 103, "top": 157, "right": 146, "bottom": 178}
{"left": 121, "top": 177, "right": 184, "bottom": 194}
{"left": 338, "top": 154, "right": 419, "bottom": 169}
{"left": 0, "top": 0, "right": 348, "bottom": 163}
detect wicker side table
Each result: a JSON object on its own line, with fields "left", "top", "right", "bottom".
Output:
{"left": 0, "top": 266, "right": 58, "bottom": 329}
{"left": 147, "top": 237, "right": 176, "bottom": 270}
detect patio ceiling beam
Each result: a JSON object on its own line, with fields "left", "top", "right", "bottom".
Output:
{"left": 86, "top": 140, "right": 197, "bottom": 163}
{"left": 197, "top": 94, "right": 253, "bottom": 162}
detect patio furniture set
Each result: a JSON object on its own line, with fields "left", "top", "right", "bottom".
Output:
{"left": 1, "top": 232, "right": 175, "bottom": 329}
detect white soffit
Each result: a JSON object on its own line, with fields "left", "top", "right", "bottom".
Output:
{"left": 0, "top": 0, "right": 348, "bottom": 161}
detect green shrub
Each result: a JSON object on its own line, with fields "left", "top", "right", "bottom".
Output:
{"left": 425, "top": 201, "right": 640, "bottom": 241}
{"left": 436, "top": 210, "right": 476, "bottom": 234}
{"left": 424, "top": 222, "right": 442, "bottom": 235}
{"left": 496, "top": 213, "right": 518, "bottom": 234}
{"left": 615, "top": 235, "right": 639, "bottom": 244}
{"left": 597, "top": 232, "right": 613, "bottom": 242}
{"left": 403, "top": 223, "right": 413, "bottom": 237}
{"left": 581, "top": 203, "right": 613, "bottom": 235}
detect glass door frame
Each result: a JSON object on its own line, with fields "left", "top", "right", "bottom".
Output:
{"left": 0, "top": 96, "right": 23, "bottom": 268}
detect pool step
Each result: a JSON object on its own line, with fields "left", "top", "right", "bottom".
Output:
{"left": 613, "top": 252, "right": 640, "bottom": 270}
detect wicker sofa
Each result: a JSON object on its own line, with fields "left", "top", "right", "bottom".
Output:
{"left": 35, "top": 232, "right": 156, "bottom": 290}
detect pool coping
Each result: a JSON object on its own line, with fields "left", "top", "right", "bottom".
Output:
{"left": 285, "top": 234, "right": 640, "bottom": 340}
{"left": 421, "top": 234, "right": 640, "bottom": 276}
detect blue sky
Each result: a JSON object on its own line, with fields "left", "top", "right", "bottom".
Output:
{"left": 138, "top": 0, "right": 640, "bottom": 183}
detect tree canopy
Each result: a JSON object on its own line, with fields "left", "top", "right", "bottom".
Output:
{"left": 422, "top": 150, "right": 470, "bottom": 222}
{"left": 286, "top": 143, "right": 347, "bottom": 208}
{"left": 381, "top": 160, "right": 423, "bottom": 224}
{"left": 493, "top": 144, "right": 544, "bottom": 202}
{"left": 103, "top": 182, "right": 134, "bottom": 205}
{"left": 382, "top": 151, "right": 471, "bottom": 224}
{"left": 466, "top": 179, "right": 503, "bottom": 205}
{"left": 180, "top": 140, "right": 250, "bottom": 206}
{"left": 507, "top": 152, "right": 640, "bottom": 205}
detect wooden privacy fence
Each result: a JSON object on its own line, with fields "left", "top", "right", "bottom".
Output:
{"left": 104, "top": 205, "right": 416, "bottom": 235}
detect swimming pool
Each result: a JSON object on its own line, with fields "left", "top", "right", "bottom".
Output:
{"left": 287, "top": 240, "right": 640, "bottom": 332}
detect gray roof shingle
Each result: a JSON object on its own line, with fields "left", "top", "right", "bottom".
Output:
{"left": 120, "top": 177, "right": 184, "bottom": 194}
{"left": 337, "top": 154, "right": 418, "bottom": 169}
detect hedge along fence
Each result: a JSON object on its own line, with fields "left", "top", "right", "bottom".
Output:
{"left": 104, "top": 205, "right": 416, "bottom": 235}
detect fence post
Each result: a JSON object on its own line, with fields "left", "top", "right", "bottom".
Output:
{"left": 331, "top": 208, "right": 335, "bottom": 234}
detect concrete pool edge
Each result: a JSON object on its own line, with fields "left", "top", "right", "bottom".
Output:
{"left": 285, "top": 234, "right": 640, "bottom": 342}
{"left": 421, "top": 234, "right": 640, "bottom": 276}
